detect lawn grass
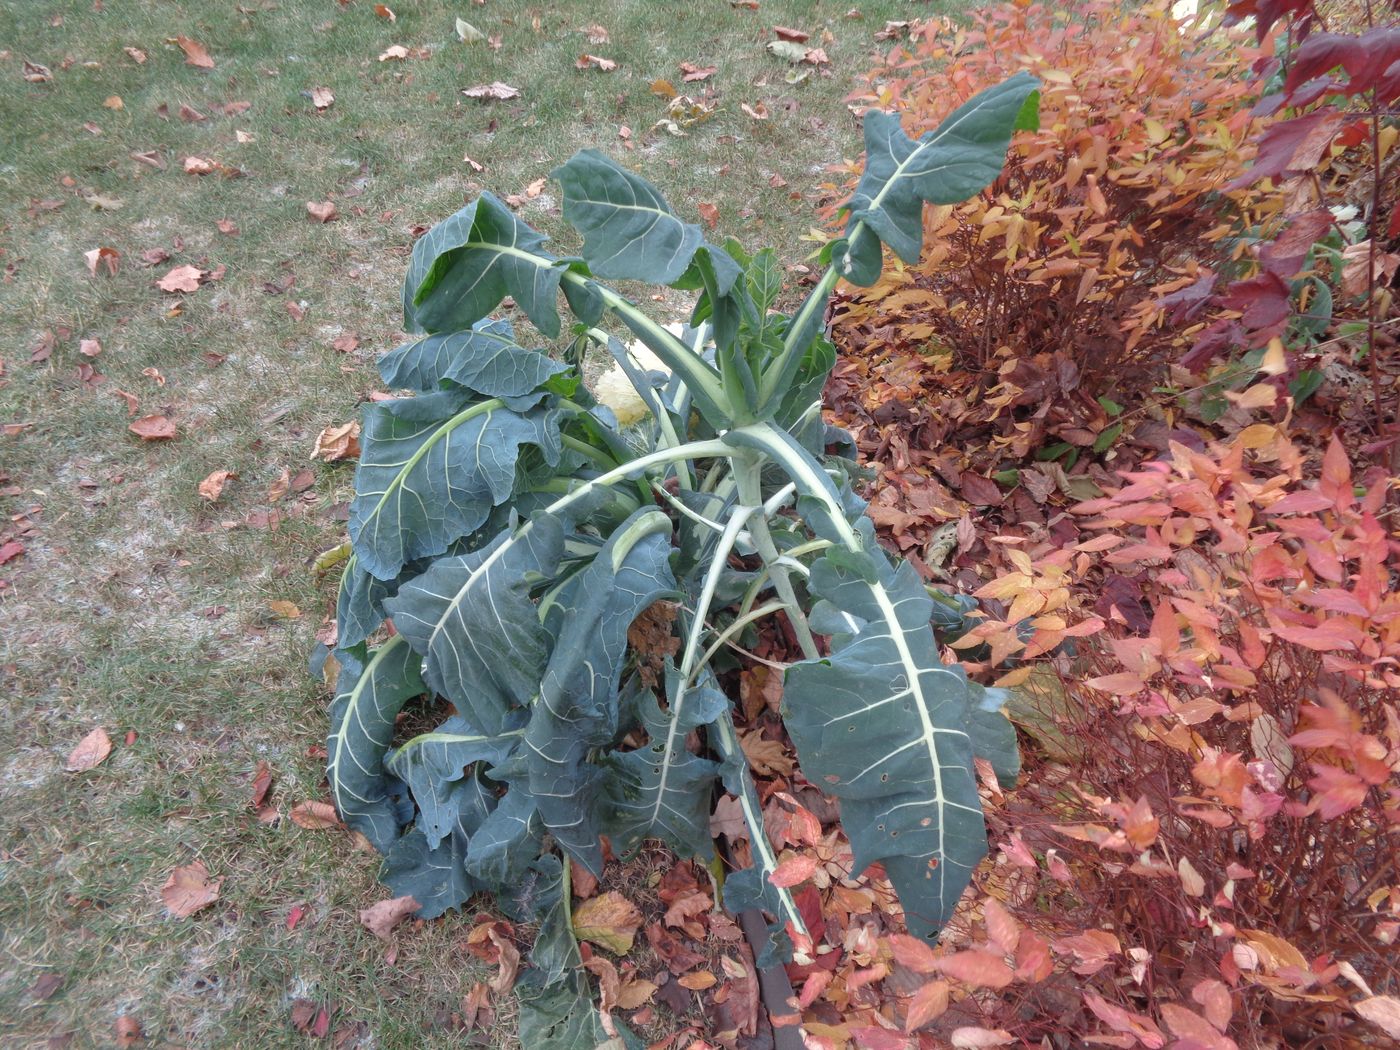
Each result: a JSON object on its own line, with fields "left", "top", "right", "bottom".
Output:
{"left": 0, "top": 1, "right": 946, "bottom": 1045}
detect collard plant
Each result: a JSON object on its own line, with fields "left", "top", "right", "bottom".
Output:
{"left": 321, "top": 73, "right": 1039, "bottom": 1042}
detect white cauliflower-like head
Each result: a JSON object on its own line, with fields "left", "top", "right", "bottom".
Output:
{"left": 593, "top": 323, "right": 688, "bottom": 426}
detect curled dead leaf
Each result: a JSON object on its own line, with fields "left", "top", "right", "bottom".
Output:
{"left": 463, "top": 82, "right": 521, "bottom": 101}
{"left": 85, "top": 246, "right": 120, "bottom": 276}
{"left": 359, "top": 895, "right": 419, "bottom": 940}
{"left": 577, "top": 54, "right": 618, "bottom": 72}
{"left": 310, "top": 421, "right": 360, "bottom": 462}
{"left": 161, "top": 860, "right": 222, "bottom": 917}
{"left": 169, "top": 36, "right": 214, "bottom": 69}
{"left": 66, "top": 728, "right": 113, "bottom": 772}
{"left": 306, "top": 200, "right": 338, "bottom": 223}
{"left": 310, "top": 86, "right": 334, "bottom": 110}
{"left": 198, "top": 470, "right": 234, "bottom": 502}
{"left": 129, "top": 414, "right": 177, "bottom": 441}
{"left": 157, "top": 264, "right": 204, "bottom": 293}
{"left": 572, "top": 891, "right": 643, "bottom": 955}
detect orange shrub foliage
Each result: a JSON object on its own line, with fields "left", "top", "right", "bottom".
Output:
{"left": 880, "top": 430, "right": 1400, "bottom": 1047}
{"left": 824, "top": 1, "right": 1278, "bottom": 392}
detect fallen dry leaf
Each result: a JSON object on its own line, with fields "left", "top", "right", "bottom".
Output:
{"left": 249, "top": 761, "right": 273, "bottom": 809}
{"left": 183, "top": 155, "right": 217, "bottom": 175}
{"left": 114, "top": 1015, "right": 143, "bottom": 1046}
{"left": 373, "top": 2, "right": 396, "bottom": 20}
{"left": 680, "top": 62, "right": 717, "bottom": 82}
{"left": 331, "top": 332, "right": 359, "bottom": 353}
{"left": 310, "top": 421, "right": 361, "bottom": 462}
{"left": 577, "top": 53, "right": 617, "bottom": 72}
{"left": 678, "top": 970, "right": 717, "bottom": 991}
{"left": 572, "top": 891, "right": 643, "bottom": 955}
{"left": 583, "top": 23, "right": 610, "bottom": 43}
{"left": 768, "top": 854, "right": 819, "bottom": 888}
{"left": 130, "top": 414, "right": 177, "bottom": 440}
{"left": 698, "top": 202, "right": 720, "bottom": 228}
{"left": 463, "top": 81, "right": 521, "bottom": 100}
{"left": 66, "top": 728, "right": 113, "bottom": 772}
{"left": 378, "top": 44, "right": 410, "bottom": 62}
{"left": 123, "top": 46, "right": 147, "bottom": 65}
{"left": 23, "top": 61, "right": 53, "bottom": 83}
{"left": 311, "top": 86, "right": 334, "bottom": 110}
{"left": 161, "top": 861, "right": 222, "bottom": 917}
{"left": 741, "top": 101, "right": 769, "bottom": 120}
{"left": 157, "top": 264, "right": 204, "bottom": 293}
{"left": 290, "top": 800, "right": 342, "bottom": 829}
{"left": 178, "top": 103, "right": 205, "bottom": 122}
{"left": 130, "top": 149, "right": 166, "bottom": 169}
{"left": 198, "top": 470, "right": 234, "bottom": 502}
{"left": 1356, "top": 997, "right": 1400, "bottom": 1039}
{"left": 306, "top": 200, "right": 338, "bottom": 223}
{"left": 0, "top": 541, "right": 26, "bottom": 565}
{"left": 103, "top": 95, "right": 124, "bottom": 110}
{"left": 85, "top": 246, "right": 120, "bottom": 276}
{"left": 268, "top": 599, "right": 301, "bottom": 619}
{"left": 359, "top": 895, "right": 419, "bottom": 940}
{"left": 216, "top": 218, "right": 239, "bottom": 235}
{"left": 170, "top": 36, "right": 214, "bottom": 69}
{"left": 773, "top": 26, "right": 810, "bottom": 42}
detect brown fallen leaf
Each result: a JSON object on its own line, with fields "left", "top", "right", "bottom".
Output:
{"left": 359, "top": 895, "right": 418, "bottom": 940}
{"left": 576, "top": 53, "right": 618, "bottom": 72}
{"left": 157, "top": 264, "right": 204, "bottom": 293}
{"left": 268, "top": 599, "right": 301, "bottom": 619}
{"left": 678, "top": 970, "right": 717, "bottom": 991}
{"left": 463, "top": 82, "right": 521, "bottom": 100}
{"left": 161, "top": 860, "right": 222, "bottom": 917}
{"left": 249, "top": 761, "right": 273, "bottom": 809}
{"left": 310, "top": 86, "right": 334, "bottom": 110}
{"left": 773, "top": 26, "right": 810, "bottom": 42}
{"left": 617, "top": 977, "right": 657, "bottom": 1009}
{"left": 183, "top": 156, "right": 217, "bottom": 175}
{"left": 290, "top": 800, "right": 342, "bottom": 829}
{"left": 310, "top": 421, "right": 361, "bottom": 462}
{"left": 170, "top": 36, "right": 214, "bottom": 69}
{"left": 373, "top": 2, "right": 396, "bottom": 20}
{"left": 130, "top": 415, "right": 177, "bottom": 440}
{"left": 178, "top": 103, "right": 206, "bottom": 122}
{"left": 378, "top": 44, "right": 410, "bottom": 61}
{"left": 112, "top": 389, "right": 140, "bottom": 416}
{"left": 85, "top": 246, "right": 120, "bottom": 276}
{"left": 67, "top": 729, "right": 114, "bottom": 774}
{"left": 114, "top": 1015, "right": 143, "bottom": 1046}
{"left": 572, "top": 891, "right": 643, "bottom": 955}
{"left": 0, "top": 541, "right": 26, "bottom": 566}
{"left": 331, "top": 332, "right": 359, "bottom": 353}
{"left": 123, "top": 46, "right": 147, "bottom": 65}
{"left": 130, "top": 149, "right": 166, "bottom": 170}
{"left": 198, "top": 469, "right": 234, "bottom": 502}
{"left": 583, "top": 23, "right": 609, "bottom": 43}
{"left": 22, "top": 61, "right": 53, "bottom": 83}
{"left": 104, "top": 95, "right": 124, "bottom": 110}
{"left": 803, "top": 47, "right": 829, "bottom": 65}
{"left": 1356, "top": 997, "right": 1400, "bottom": 1039}
{"left": 525, "top": 177, "right": 547, "bottom": 198}
{"left": 680, "top": 62, "right": 717, "bottom": 82}
{"left": 741, "top": 101, "right": 769, "bottom": 120}
{"left": 306, "top": 200, "right": 338, "bottom": 223}
{"left": 698, "top": 202, "right": 719, "bottom": 229}
{"left": 216, "top": 218, "right": 239, "bottom": 235}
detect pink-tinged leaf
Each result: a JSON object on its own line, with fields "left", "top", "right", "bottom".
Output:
{"left": 1226, "top": 110, "right": 1345, "bottom": 190}
{"left": 904, "top": 979, "right": 949, "bottom": 1031}
{"left": 950, "top": 1028, "right": 1015, "bottom": 1048}
{"left": 847, "top": 1027, "right": 907, "bottom": 1050}
{"left": 359, "top": 895, "right": 419, "bottom": 940}
{"left": 0, "top": 540, "right": 24, "bottom": 565}
{"left": 161, "top": 861, "right": 222, "bottom": 917}
{"left": 1319, "top": 435, "right": 1353, "bottom": 507}
{"left": 1084, "top": 992, "right": 1166, "bottom": 1048}
{"left": 1084, "top": 673, "right": 1146, "bottom": 696}
{"left": 767, "top": 854, "right": 819, "bottom": 888}
{"left": 1160, "top": 1003, "right": 1238, "bottom": 1048}
{"left": 66, "top": 728, "right": 113, "bottom": 772}
{"left": 982, "top": 898, "right": 1021, "bottom": 954}
{"left": 889, "top": 934, "right": 940, "bottom": 974}
{"left": 1355, "top": 996, "right": 1400, "bottom": 1039}
{"left": 1263, "top": 490, "right": 1334, "bottom": 514}
{"left": 1268, "top": 619, "right": 1362, "bottom": 652}
{"left": 1192, "top": 978, "right": 1234, "bottom": 1031}
{"left": 935, "top": 949, "right": 1014, "bottom": 989}
{"left": 286, "top": 904, "right": 306, "bottom": 931}
{"left": 157, "top": 264, "right": 204, "bottom": 293}
{"left": 1221, "top": 272, "right": 1290, "bottom": 331}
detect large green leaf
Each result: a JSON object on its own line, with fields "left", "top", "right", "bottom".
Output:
{"left": 784, "top": 553, "right": 986, "bottom": 941}
{"left": 326, "top": 636, "right": 425, "bottom": 851}
{"left": 405, "top": 192, "right": 566, "bottom": 338}
{"left": 463, "top": 783, "right": 544, "bottom": 886}
{"left": 551, "top": 150, "right": 702, "bottom": 284}
{"left": 385, "top": 716, "right": 524, "bottom": 849}
{"left": 335, "top": 553, "right": 397, "bottom": 650}
{"left": 380, "top": 773, "right": 496, "bottom": 918}
{"left": 348, "top": 389, "right": 562, "bottom": 581}
{"left": 836, "top": 72, "right": 1040, "bottom": 286}
{"left": 385, "top": 516, "right": 565, "bottom": 736}
{"left": 377, "top": 316, "right": 567, "bottom": 397}
{"left": 525, "top": 508, "right": 677, "bottom": 873}
{"left": 600, "top": 666, "right": 724, "bottom": 858}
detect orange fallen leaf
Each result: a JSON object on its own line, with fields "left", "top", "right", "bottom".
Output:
{"left": 85, "top": 246, "right": 120, "bottom": 276}
{"left": 157, "top": 264, "right": 204, "bottom": 292}
{"left": 114, "top": 1015, "right": 143, "bottom": 1046}
{"left": 576, "top": 53, "right": 618, "bottom": 71}
{"left": 373, "top": 3, "right": 396, "bottom": 20}
{"left": 103, "top": 95, "right": 124, "bottom": 110}
{"left": 198, "top": 470, "right": 234, "bottom": 502}
{"left": 170, "top": 36, "right": 214, "bottom": 69}
{"left": 268, "top": 600, "right": 301, "bottom": 619}
{"left": 572, "top": 891, "right": 643, "bottom": 955}
{"left": 678, "top": 970, "right": 717, "bottom": 990}
{"left": 359, "top": 895, "right": 419, "bottom": 940}
{"left": 161, "top": 860, "right": 222, "bottom": 917}
{"left": 290, "top": 800, "right": 342, "bottom": 829}
{"left": 249, "top": 761, "right": 273, "bottom": 809}
{"left": 183, "top": 156, "right": 217, "bottom": 175}
{"left": 767, "top": 854, "right": 819, "bottom": 888}
{"left": 306, "top": 200, "right": 338, "bottom": 223}
{"left": 773, "top": 26, "right": 810, "bottom": 42}
{"left": 698, "top": 202, "right": 719, "bottom": 229}
{"left": 66, "top": 728, "right": 113, "bottom": 772}
{"left": 130, "top": 414, "right": 177, "bottom": 441}
{"left": 310, "top": 421, "right": 361, "bottom": 462}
